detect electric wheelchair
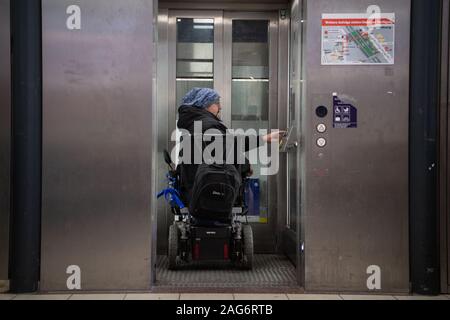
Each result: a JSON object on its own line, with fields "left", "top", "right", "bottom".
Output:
{"left": 157, "top": 135, "right": 254, "bottom": 270}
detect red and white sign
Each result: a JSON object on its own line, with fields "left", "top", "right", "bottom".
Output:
{"left": 322, "top": 18, "right": 395, "bottom": 27}
{"left": 321, "top": 13, "right": 395, "bottom": 65}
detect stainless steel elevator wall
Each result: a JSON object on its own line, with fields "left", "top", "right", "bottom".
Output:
{"left": 302, "top": 0, "right": 410, "bottom": 293}
{"left": 41, "top": 0, "right": 157, "bottom": 291}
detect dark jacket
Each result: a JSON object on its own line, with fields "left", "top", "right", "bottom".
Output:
{"left": 178, "top": 105, "right": 227, "bottom": 133}
{"left": 176, "top": 106, "right": 256, "bottom": 204}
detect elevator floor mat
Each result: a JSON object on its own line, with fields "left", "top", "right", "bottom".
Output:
{"left": 155, "top": 254, "right": 300, "bottom": 293}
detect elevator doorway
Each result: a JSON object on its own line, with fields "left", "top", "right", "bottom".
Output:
{"left": 155, "top": 6, "right": 303, "bottom": 291}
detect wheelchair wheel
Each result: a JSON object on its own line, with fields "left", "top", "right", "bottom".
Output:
{"left": 168, "top": 224, "right": 179, "bottom": 270}
{"left": 242, "top": 224, "right": 254, "bottom": 270}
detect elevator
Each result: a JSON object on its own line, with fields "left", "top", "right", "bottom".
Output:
{"left": 31, "top": 0, "right": 414, "bottom": 294}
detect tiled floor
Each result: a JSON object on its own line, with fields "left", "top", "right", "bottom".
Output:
{"left": 394, "top": 295, "right": 449, "bottom": 300}
{"left": 180, "top": 294, "right": 234, "bottom": 300}
{"left": 124, "top": 293, "right": 180, "bottom": 300}
{"left": 69, "top": 294, "right": 126, "bottom": 300}
{"left": 13, "top": 294, "right": 72, "bottom": 300}
{"left": 233, "top": 294, "right": 288, "bottom": 300}
{"left": 288, "top": 294, "right": 342, "bottom": 300}
{"left": 340, "top": 295, "right": 396, "bottom": 300}
{"left": 1, "top": 292, "right": 449, "bottom": 300}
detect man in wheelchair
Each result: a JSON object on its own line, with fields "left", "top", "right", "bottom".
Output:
{"left": 158, "top": 88, "right": 282, "bottom": 270}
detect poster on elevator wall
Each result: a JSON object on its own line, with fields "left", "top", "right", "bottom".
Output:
{"left": 333, "top": 94, "right": 357, "bottom": 128}
{"left": 321, "top": 13, "right": 395, "bottom": 65}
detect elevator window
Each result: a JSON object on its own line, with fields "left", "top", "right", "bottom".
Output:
{"left": 231, "top": 20, "right": 269, "bottom": 121}
{"left": 176, "top": 18, "right": 215, "bottom": 106}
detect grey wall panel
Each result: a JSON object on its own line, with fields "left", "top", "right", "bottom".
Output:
{"left": 303, "top": 0, "right": 410, "bottom": 293}
{"left": 156, "top": 9, "right": 169, "bottom": 255}
{"left": 0, "top": 0, "right": 11, "bottom": 281}
{"left": 41, "top": 0, "right": 156, "bottom": 291}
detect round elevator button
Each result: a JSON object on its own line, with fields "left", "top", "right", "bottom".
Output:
{"left": 317, "top": 124, "right": 327, "bottom": 133}
{"left": 317, "top": 138, "right": 327, "bottom": 148}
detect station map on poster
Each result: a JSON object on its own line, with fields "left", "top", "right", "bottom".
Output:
{"left": 321, "top": 13, "right": 395, "bottom": 65}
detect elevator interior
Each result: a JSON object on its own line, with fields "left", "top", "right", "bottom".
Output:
{"left": 155, "top": 0, "right": 302, "bottom": 291}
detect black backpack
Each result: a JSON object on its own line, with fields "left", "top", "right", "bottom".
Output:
{"left": 189, "top": 163, "right": 242, "bottom": 223}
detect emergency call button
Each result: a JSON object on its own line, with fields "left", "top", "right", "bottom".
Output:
{"left": 316, "top": 106, "right": 328, "bottom": 118}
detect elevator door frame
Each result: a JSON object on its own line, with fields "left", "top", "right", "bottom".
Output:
{"left": 284, "top": 0, "right": 304, "bottom": 287}
{"left": 157, "top": 8, "right": 300, "bottom": 287}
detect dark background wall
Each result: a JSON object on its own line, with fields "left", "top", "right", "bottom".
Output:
{"left": 0, "top": 0, "right": 11, "bottom": 281}
{"left": 410, "top": 0, "right": 442, "bottom": 295}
